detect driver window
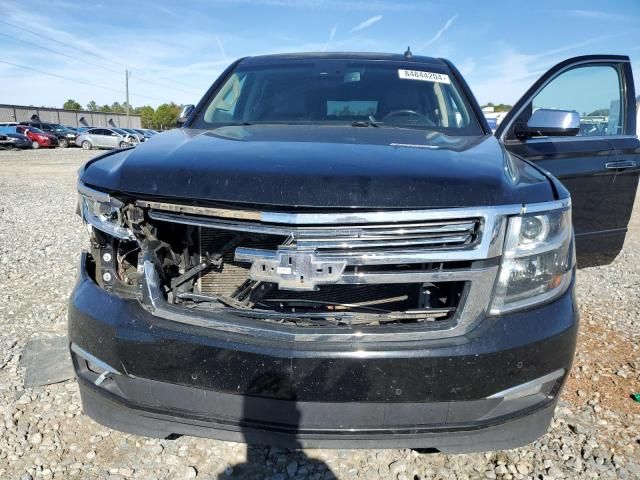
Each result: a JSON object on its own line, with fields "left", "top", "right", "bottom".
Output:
{"left": 530, "top": 65, "right": 624, "bottom": 136}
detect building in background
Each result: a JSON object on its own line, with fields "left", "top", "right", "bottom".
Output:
{"left": 0, "top": 104, "right": 141, "bottom": 129}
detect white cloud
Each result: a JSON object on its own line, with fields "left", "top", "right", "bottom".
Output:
{"left": 350, "top": 15, "right": 383, "bottom": 33}
{"left": 206, "top": 0, "right": 430, "bottom": 11}
{"left": 417, "top": 14, "right": 458, "bottom": 52}
{"left": 457, "top": 57, "right": 476, "bottom": 76}
{"left": 322, "top": 24, "right": 338, "bottom": 51}
{"left": 567, "top": 10, "right": 632, "bottom": 22}
{"left": 216, "top": 35, "right": 227, "bottom": 59}
{"left": 465, "top": 29, "right": 637, "bottom": 105}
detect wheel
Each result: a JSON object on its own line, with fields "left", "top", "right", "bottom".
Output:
{"left": 31, "top": 141, "right": 40, "bottom": 149}
{"left": 119, "top": 141, "right": 127, "bottom": 149}
{"left": 81, "top": 140, "right": 92, "bottom": 150}
{"left": 58, "top": 138, "right": 69, "bottom": 148}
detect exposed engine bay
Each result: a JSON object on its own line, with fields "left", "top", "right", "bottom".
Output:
{"left": 85, "top": 201, "right": 470, "bottom": 327}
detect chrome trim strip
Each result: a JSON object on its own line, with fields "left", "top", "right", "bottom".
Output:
{"left": 522, "top": 198, "right": 570, "bottom": 215}
{"left": 487, "top": 368, "right": 565, "bottom": 400}
{"left": 293, "top": 234, "right": 471, "bottom": 250}
{"left": 261, "top": 206, "right": 515, "bottom": 225}
{"left": 340, "top": 267, "right": 496, "bottom": 285}
{"left": 70, "top": 343, "right": 122, "bottom": 375}
{"left": 507, "top": 134, "right": 638, "bottom": 144}
{"left": 136, "top": 200, "right": 262, "bottom": 220}
{"left": 143, "top": 200, "right": 523, "bottom": 224}
{"left": 77, "top": 181, "right": 111, "bottom": 203}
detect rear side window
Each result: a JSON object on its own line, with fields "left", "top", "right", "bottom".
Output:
{"left": 531, "top": 65, "right": 624, "bottom": 136}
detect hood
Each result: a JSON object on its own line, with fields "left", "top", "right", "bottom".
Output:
{"left": 81, "top": 125, "right": 554, "bottom": 209}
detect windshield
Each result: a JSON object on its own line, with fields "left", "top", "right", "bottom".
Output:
{"left": 193, "top": 59, "right": 482, "bottom": 135}
{"left": 112, "top": 128, "right": 127, "bottom": 135}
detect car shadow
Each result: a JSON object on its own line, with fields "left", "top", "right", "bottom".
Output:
{"left": 217, "top": 372, "right": 337, "bottom": 479}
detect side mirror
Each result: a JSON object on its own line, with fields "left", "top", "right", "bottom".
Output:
{"left": 176, "top": 104, "right": 195, "bottom": 127}
{"left": 521, "top": 108, "right": 580, "bottom": 137}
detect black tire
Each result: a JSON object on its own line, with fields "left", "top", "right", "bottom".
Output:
{"left": 32, "top": 141, "right": 40, "bottom": 149}
{"left": 58, "top": 137, "right": 69, "bottom": 148}
{"left": 81, "top": 140, "right": 92, "bottom": 150}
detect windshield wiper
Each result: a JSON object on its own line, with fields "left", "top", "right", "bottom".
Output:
{"left": 351, "top": 115, "right": 384, "bottom": 128}
{"left": 351, "top": 120, "right": 379, "bottom": 128}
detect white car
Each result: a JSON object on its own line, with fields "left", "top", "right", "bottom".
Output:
{"left": 75, "top": 128, "right": 136, "bottom": 150}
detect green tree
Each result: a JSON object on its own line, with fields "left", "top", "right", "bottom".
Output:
{"left": 86, "top": 100, "right": 98, "bottom": 111}
{"left": 99, "top": 104, "right": 112, "bottom": 112}
{"left": 482, "top": 103, "right": 512, "bottom": 112}
{"left": 110, "top": 102, "right": 125, "bottom": 113}
{"left": 135, "top": 105, "right": 155, "bottom": 128}
{"left": 63, "top": 99, "right": 81, "bottom": 110}
{"left": 153, "top": 103, "right": 181, "bottom": 130}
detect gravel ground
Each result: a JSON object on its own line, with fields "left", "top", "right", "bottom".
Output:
{"left": 0, "top": 148, "right": 638, "bottom": 480}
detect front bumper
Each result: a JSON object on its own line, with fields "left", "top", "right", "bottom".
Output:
{"left": 68, "top": 253, "right": 578, "bottom": 452}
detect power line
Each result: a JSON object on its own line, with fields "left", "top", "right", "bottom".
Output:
{"left": 0, "top": 31, "right": 122, "bottom": 75}
{"left": 0, "top": 59, "right": 166, "bottom": 103}
{"left": 0, "top": 19, "right": 203, "bottom": 96}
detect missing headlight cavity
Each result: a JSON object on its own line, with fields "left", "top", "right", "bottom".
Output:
{"left": 138, "top": 220, "right": 466, "bottom": 326}
{"left": 87, "top": 228, "right": 139, "bottom": 298}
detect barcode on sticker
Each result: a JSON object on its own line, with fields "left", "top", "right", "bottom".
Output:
{"left": 398, "top": 69, "right": 450, "bottom": 84}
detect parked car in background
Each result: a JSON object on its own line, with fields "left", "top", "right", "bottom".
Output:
{"left": 15, "top": 125, "right": 58, "bottom": 148}
{"left": 111, "top": 128, "right": 141, "bottom": 145}
{"left": 0, "top": 127, "right": 31, "bottom": 149}
{"left": 75, "top": 128, "right": 134, "bottom": 150}
{"left": 133, "top": 128, "right": 154, "bottom": 140}
{"left": 19, "top": 121, "right": 77, "bottom": 148}
{"left": 0, "top": 122, "right": 19, "bottom": 127}
{"left": 119, "top": 128, "right": 145, "bottom": 143}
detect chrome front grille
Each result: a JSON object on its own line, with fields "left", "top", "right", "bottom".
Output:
{"left": 290, "top": 219, "right": 479, "bottom": 252}
{"left": 138, "top": 200, "right": 522, "bottom": 340}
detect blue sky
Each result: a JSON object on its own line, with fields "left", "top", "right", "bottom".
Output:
{"left": 0, "top": 0, "right": 638, "bottom": 109}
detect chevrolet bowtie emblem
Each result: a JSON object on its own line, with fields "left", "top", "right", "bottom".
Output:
{"left": 234, "top": 247, "right": 347, "bottom": 291}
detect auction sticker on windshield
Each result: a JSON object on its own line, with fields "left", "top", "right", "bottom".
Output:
{"left": 398, "top": 69, "right": 450, "bottom": 84}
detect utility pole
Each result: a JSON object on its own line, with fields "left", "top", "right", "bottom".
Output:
{"left": 125, "top": 69, "right": 131, "bottom": 128}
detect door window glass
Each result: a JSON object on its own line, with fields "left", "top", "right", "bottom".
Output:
{"left": 531, "top": 65, "right": 624, "bottom": 136}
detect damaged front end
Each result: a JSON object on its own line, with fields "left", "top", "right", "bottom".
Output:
{"left": 77, "top": 182, "right": 506, "bottom": 338}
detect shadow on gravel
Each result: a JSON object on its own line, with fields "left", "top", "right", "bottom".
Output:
{"left": 219, "top": 373, "right": 336, "bottom": 479}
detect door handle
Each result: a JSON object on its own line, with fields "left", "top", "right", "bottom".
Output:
{"left": 605, "top": 160, "right": 637, "bottom": 170}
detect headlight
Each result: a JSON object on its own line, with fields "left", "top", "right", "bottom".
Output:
{"left": 489, "top": 203, "right": 574, "bottom": 314}
{"left": 77, "top": 182, "right": 134, "bottom": 240}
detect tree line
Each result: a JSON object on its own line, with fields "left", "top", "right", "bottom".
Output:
{"left": 62, "top": 99, "right": 182, "bottom": 130}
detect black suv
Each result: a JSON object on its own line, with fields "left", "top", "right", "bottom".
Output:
{"left": 20, "top": 121, "right": 77, "bottom": 148}
{"left": 69, "top": 53, "right": 638, "bottom": 452}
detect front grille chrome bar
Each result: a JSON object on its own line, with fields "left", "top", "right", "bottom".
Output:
{"left": 141, "top": 254, "right": 500, "bottom": 343}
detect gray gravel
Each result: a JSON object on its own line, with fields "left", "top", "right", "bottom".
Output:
{"left": 0, "top": 148, "right": 639, "bottom": 479}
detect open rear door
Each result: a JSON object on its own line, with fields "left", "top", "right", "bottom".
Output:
{"left": 496, "top": 55, "right": 639, "bottom": 267}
